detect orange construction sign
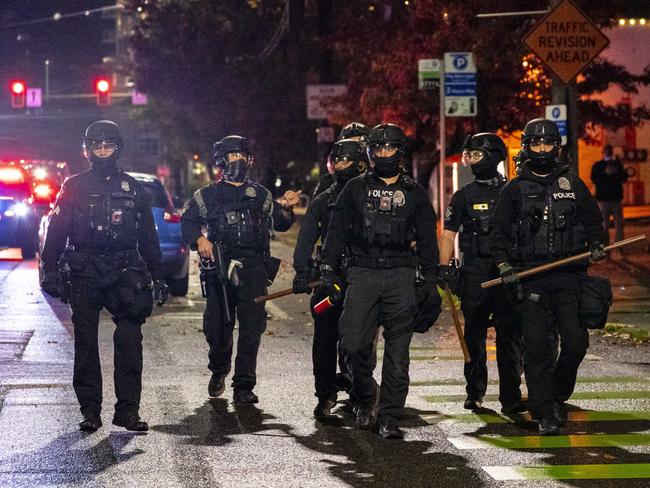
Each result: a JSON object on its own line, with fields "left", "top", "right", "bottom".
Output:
{"left": 523, "top": 0, "right": 609, "bottom": 84}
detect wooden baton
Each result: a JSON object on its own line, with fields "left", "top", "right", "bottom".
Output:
{"left": 254, "top": 281, "right": 320, "bottom": 303}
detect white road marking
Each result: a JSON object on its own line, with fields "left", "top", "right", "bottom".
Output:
{"left": 482, "top": 467, "right": 526, "bottom": 480}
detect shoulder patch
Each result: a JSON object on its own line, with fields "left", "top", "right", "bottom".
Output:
{"left": 558, "top": 176, "right": 571, "bottom": 191}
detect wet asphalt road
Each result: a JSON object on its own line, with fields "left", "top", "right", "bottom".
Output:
{"left": 1, "top": 241, "right": 650, "bottom": 487}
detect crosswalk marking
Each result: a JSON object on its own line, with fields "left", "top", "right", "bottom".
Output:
{"left": 421, "top": 410, "right": 650, "bottom": 424}
{"left": 483, "top": 464, "right": 650, "bottom": 480}
{"left": 448, "top": 433, "right": 650, "bottom": 450}
{"left": 424, "top": 390, "right": 650, "bottom": 403}
{"left": 411, "top": 375, "right": 649, "bottom": 387}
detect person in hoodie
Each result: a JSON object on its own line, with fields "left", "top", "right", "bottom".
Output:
{"left": 490, "top": 119, "right": 607, "bottom": 436}
{"left": 40, "top": 120, "right": 168, "bottom": 433}
{"left": 293, "top": 139, "right": 366, "bottom": 419}
{"left": 438, "top": 133, "right": 524, "bottom": 415}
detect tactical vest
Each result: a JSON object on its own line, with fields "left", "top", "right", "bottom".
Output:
{"left": 71, "top": 177, "right": 140, "bottom": 252}
{"left": 200, "top": 182, "right": 271, "bottom": 251}
{"left": 354, "top": 174, "right": 415, "bottom": 247}
{"left": 510, "top": 174, "right": 587, "bottom": 262}
{"left": 459, "top": 182, "right": 503, "bottom": 260}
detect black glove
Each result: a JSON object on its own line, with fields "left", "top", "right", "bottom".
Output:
{"left": 153, "top": 279, "right": 169, "bottom": 306}
{"left": 498, "top": 262, "right": 523, "bottom": 302}
{"left": 41, "top": 271, "right": 61, "bottom": 298}
{"left": 417, "top": 271, "right": 438, "bottom": 303}
{"left": 413, "top": 271, "right": 442, "bottom": 333}
{"left": 292, "top": 272, "right": 312, "bottom": 294}
{"left": 437, "top": 261, "right": 460, "bottom": 294}
{"left": 317, "top": 267, "right": 344, "bottom": 297}
{"left": 589, "top": 243, "right": 607, "bottom": 263}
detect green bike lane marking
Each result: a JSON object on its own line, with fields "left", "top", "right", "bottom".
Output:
{"left": 424, "top": 390, "right": 650, "bottom": 403}
{"left": 482, "top": 464, "right": 650, "bottom": 480}
{"left": 420, "top": 410, "right": 650, "bottom": 424}
{"left": 448, "top": 433, "right": 650, "bottom": 450}
{"left": 412, "top": 376, "right": 649, "bottom": 387}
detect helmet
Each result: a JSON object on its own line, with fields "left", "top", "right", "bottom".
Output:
{"left": 520, "top": 118, "right": 561, "bottom": 173}
{"left": 212, "top": 135, "right": 252, "bottom": 183}
{"left": 329, "top": 138, "right": 366, "bottom": 186}
{"left": 366, "top": 123, "right": 407, "bottom": 178}
{"left": 462, "top": 132, "right": 506, "bottom": 179}
{"left": 82, "top": 120, "right": 123, "bottom": 176}
{"left": 338, "top": 122, "right": 370, "bottom": 142}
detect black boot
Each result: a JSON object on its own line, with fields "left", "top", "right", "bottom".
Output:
{"left": 79, "top": 412, "right": 102, "bottom": 432}
{"left": 538, "top": 417, "right": 560, "bottom": 436}
{"left": 314, "top": 397, "right": 337, "bottom": 419}
{"left": 208, "top": 373, "right": 226, "bottom": 398}
{"left": 378, "top": 418, "right": 404, "bottom": 440}
{"left": 233, "top": 389, "right": 259, "bottom": 404}
{"left": 553, "top": 401, "right": 568, "bottom": 427}
{"left": 463, "top": 397, "right": 483, "bottom": 411}
{"left": 501, "top": 402, "right": 527, "bottom": 415}
{"left": 354, "top": 406, "right": 376, "bottom": 430}
{"left": 112, "top": 412, "right": 149, "bottom": 432}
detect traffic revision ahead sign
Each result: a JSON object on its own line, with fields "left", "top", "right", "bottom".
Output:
{"left": 523, "top": 0, "right": 609, "bottom": 84}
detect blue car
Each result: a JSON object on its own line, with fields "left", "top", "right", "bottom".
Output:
{"left": 38, "top": 172, "right": 189, "bottom": 296}
{"left": 127, "top": 172, "right": 189, "bottom": 296}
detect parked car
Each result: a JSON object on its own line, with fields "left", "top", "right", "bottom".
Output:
{"left": 0, "top": 164, "right": 40, "bottom": 258}
{"left": 38, "top": 172, "right": 189, "bottom": 296}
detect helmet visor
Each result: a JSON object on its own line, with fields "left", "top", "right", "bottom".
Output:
{"left": 89, "top": 141, "right": 118, "bottom": 158}
{"left": 528, "top": 137, "right": 559, "bottom": 153}
{"left": 333, "top": 156, "right": 355, "bottom": 170}
{"left": 461, "top": 149, "right": 485, "bottom": 166}
{"left": 370, "top": 143, "right": 399, "bottom": 158}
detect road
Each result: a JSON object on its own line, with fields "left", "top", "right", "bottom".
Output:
{"left": 0, "top": 239, "right": 649, "bottom": 487}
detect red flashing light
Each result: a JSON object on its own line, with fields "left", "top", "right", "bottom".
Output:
{"left": 0, "top": 167, "right": 25, "bottom": 183}
{"left": 9, "top": 80, "right": 26, "bottom": 108}
{"left": 95, "top": 77, "right": 111, "bottom": 106}
{"left": 33, "top": 183, "right": 54, "bottom": 200}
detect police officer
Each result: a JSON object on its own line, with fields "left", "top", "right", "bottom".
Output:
{"left": 40, "top": 120, "right": 168, "bottom": 432}
{"left": 293, "top": 139, "right": 365, "bottom": 419}
{"left": 181, "top": 135, "right": 298, "bottom": 404}
{"left": 320, "top": 123, "right": 439, "bottom": 439}
{"left": 490, "top": 119, "right": 607, "bottom": 435}
{"left": 313, "top": 122, "right": 369, "bottom": 197}
{"left": 438, "top": 133, "right": 524, "bottom": 413}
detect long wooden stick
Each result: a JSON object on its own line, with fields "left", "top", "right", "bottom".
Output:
{"left": 254, "top": 281, "right": 320, "bottom": 303}
{"left": 444, "top": 283, "right": 471, "bottom": 363}
{"left": 481, "top": 234, "right": 647, "bottom": 290}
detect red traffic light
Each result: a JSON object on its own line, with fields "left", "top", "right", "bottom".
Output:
{"left": 95, "top": 77, "right": 111, "bottom": 105}
{"left": 9, "top": 79, "right": 26, "bottom": 108}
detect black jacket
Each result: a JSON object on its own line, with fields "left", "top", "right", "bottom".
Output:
{"left": 321, "top": 172, "right": 439, "bottom": 272}
{"left": 41, "top": 168, "right": 163, "bottom": 280}
{"left": 590, "top": 158, "right": 628, "bottom": 202}
{"left": 490, "top": 164, "right": 606, "bottom": 268}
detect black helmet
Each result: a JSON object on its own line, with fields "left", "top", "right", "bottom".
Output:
{"left": 338, "top": 122, "right": 370, "bottom": 142}
{"left": 462, "top": 132, "right": 506, "bottom": 179}
{"left": 520, "top": 118, "right": 561, "bottom": 173}
{"left": 213, "top": 135, "right": 252, "bottom": 183}
{"left": 330, "top": 138, "right": 366, "bottom": 186}
{"left": 366, "top": 123, "right": 406, "bottom": 178}
{"left": 82, "top": 120, "right": 123, "bottom": 176}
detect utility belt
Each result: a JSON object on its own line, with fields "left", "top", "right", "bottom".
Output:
{"left": 349, "top": 255, "right": 414, "bottom": 269}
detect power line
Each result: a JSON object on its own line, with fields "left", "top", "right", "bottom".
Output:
{"left": 0, "top": 4, "right": 123, "bottom": 30}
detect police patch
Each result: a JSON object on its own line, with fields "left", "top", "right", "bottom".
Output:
{"left": 472, "top": 203, "right": 489, "bottom": 211}
{"left": 121, "top": 180, "right": 130, "bottom": 192}
{"left": 245, "top": 186, "right": 257, "bottom": 198}
{"left": 558, "top": 177, "right": 571, "bottom": 191}
{"left": 392, "top": 190, "right": 406, "bottom": 206}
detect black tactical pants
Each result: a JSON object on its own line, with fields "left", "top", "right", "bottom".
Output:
{"left": 203, "top": 261, "right": 267, "bottom": 392}
{"left": 460, "top": 271, "right": 524, "bottom": 407}
{"left": 69, "top": 254, "right": 153, "bottom": 418}
{"left": 339, "top": 266, "right": 416, "bottom": 422}
{"left": 516, "top": 270, "right": 588, "bottom": 420}
{"left": 309, "top": 291, "right": 352, "bottom": 401}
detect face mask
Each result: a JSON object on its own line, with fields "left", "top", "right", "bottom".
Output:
{"left": 470, "top": 159, "right": 499, "bottom": 179}
{"left": 527, "top": 157, "right": 556, "bottom": 174}
{"left": 89, "top": 154, "right": 119, "bottom": 178}
{"left": 334, "top": 164, "right": 360, "bottom": 186}
{"left": 222, "top": 158, "right": 249, "bottom": 183}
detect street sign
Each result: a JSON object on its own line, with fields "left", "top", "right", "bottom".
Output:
{"left": 444, "top": 52, "right": 477, "bottom": 117}
{"left": 523, "top": 0, "right": 609, "bottom": 84}
{"left": 306, "top": 84, "right": 347, "bottom": 120}
{"left": 545, "top": 104, "right": 568, "bottom": 145}
{"left": 26, "top": 88, "right": 42, "bottom": 108}
{"left": 418, "top": 59, "right": 441, "bottom": 90}
{"left": 132, "top": 90, "right": 148, "bottom": 105}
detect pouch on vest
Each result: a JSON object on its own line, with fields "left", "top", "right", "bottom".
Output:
{"left": 578, "top": 274, "right": 612, "bottom": 329}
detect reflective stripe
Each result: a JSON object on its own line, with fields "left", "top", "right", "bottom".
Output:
{"left": 483, "top": 464, "right": 650, "bottom": 480}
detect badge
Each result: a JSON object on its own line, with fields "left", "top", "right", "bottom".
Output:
{"left": 121, "top": 181, "right": 130, "bottom": 192}
{"left": 245, "top": 186, "right": 257, "bottom": 198}
{"left": 558, "top": 177, "right": 571, "bottom": 191}
{"left": 392, "top": 190, "right": 406, "bottom": 206}
{"left": 379, "top": 196, "right": 392, "bottom": 211}
{"left": 472, "top": 203, "right": 489, "bottom": 211}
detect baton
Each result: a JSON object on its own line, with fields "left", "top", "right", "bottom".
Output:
{"left": 254, "top": 281, "right": 320, "bottom": 303}
{"left": 444, "top": 284, "right": 471, "bottom": 363}
{"left": 481, "top": 234, "right": 647, "bottom": 290}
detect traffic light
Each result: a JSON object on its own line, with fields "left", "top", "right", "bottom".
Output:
{"left": 10, "top": 80, "right": 26, "bottom": 108}
{"left": 95, "top": 77, "right": 111, "bottom": 106}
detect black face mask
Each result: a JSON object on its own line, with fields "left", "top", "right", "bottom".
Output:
{"left": 372, "top": 157, "right": 400, "bottom": 178}
{"left": 527, "top": 157, "right": 556, "bottom": 174}
{"left": 89, "top": 156, "right": 119, "bottom": 179}
{"left": 470, "top": 159, "right": 499, "bottom": 179}
{"left": 334, "top": 164, "right": 360, "bottom": 186}
{"left": 222, "top": 158, "right": 249, "bottom": 183}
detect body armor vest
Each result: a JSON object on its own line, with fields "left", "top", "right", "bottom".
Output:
{"left": 459, "top": 181, "right": 503, "bottom": 263}
{"left": 71, "top": 177, "right": 140, "bottom": 252}
{"left": 205, "top": 182, "right": 270, "bottom": 251}
{"left": 355, "top": 174, "right": 415, "bottom": 247}
{"left": 510, "top": 175, "right": 587, "bottom": 262}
